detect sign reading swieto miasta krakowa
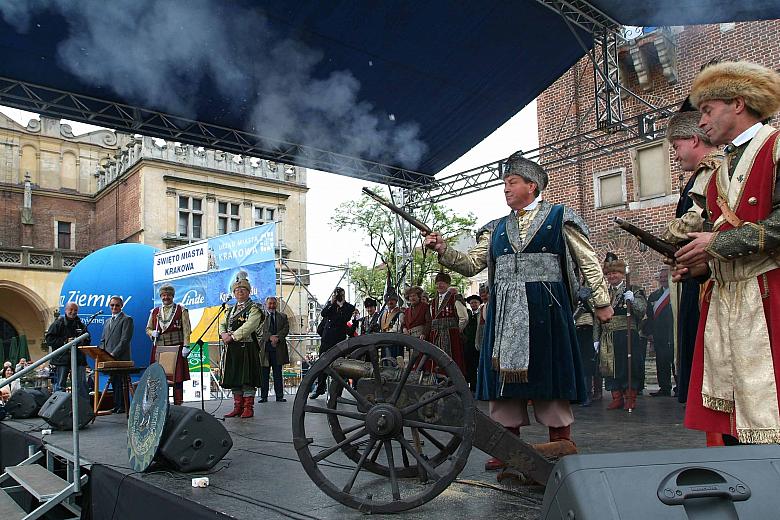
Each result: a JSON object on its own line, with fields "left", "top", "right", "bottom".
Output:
{"left": 153, "top": 241, "right": 209, "bottom": 282}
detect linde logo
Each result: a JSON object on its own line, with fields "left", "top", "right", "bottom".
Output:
{"left": 179, "top": 289, "right": 205, "bottom": 306}
{"left": 59, "top": 291, "right": 133, "bottom": 308}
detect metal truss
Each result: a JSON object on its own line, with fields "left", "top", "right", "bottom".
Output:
{"left": 0, "top": 77, "right": 428, "bottom": 189}
{"left": 533, "top": 0, "right": 620, "bottom": 35}
{"left": 593, "top": 29, "right": 624, "bottom": 130}
{"left": 407, "top": 104, "right": 676, "bottom": 208}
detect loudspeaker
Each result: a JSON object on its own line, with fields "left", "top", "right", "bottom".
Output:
{"left": 5, "top": 388, "right": 50, "bottom": 418}
{"left": 541, "top": 445, "right": 780, "bottom": 519}
{"left": 38, "top": 391, "right": 95, "bottom": 430}
{"left": 157, "top": 406, "right": 233, "bottom": 472}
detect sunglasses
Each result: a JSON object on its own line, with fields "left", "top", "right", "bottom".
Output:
{"left": 109, "top": 304, "right": 122, "bottom": 308}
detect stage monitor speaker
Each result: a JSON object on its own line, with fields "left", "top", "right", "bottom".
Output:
{"left": 541, "top": 445, "right": 780, "bottom": 519}
{"left": 157, "top": 406, "right": 233, "bottom": 472}
{"left": 5, "top": 388, "right": 50, "bottom": 418}
{"left": 38, "top": 391, "right": 95, "bottom": 430}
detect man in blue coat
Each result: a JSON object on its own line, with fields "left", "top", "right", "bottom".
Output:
{"left": 425, "top": 153, "right": 613, "bottom": 468}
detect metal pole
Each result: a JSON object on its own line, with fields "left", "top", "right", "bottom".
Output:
{"left": 70, "top": 335, "right": 81, "bottom": 492}
{"left": 625, "top": 265, "right": 634, "bottom": 413}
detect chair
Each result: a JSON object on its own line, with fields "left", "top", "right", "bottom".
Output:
{"left": 155, "top": 345, "right": 182, "bottom": 402}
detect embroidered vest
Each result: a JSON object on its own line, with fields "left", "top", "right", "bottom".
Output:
{"left": 152, "top": 304, "right": 184, "bottom": 346}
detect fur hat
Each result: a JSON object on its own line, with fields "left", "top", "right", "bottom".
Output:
{"left": 158, "top": 284, "right": 175, "bottom": 295}
{"left": 435, "top": 271, "right": 451, "bottom": 284}
{"left": 232, "top": 271, "right": 251, "bottom": 292}
{"left": 465, "top": 294, "right": 482, "bottom": 304}
{"left": 665, "top": 112, "right": 711, "bottom": 144}
{"left": 602, "top": 252, "right": 626, "bottom": 275}
{"left": 690, "top": 61, "right": 780, "bottom": 120}
{"left": 501, "top": 151, "right": 548, "bottom": 191}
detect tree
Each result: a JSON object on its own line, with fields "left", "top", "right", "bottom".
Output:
{"left": 332, "top": 188, "right": 477, "bottom": 302}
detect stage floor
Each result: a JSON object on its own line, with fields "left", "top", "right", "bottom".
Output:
{"left": 1, "top": 391, "right": 701, "bottom": 519}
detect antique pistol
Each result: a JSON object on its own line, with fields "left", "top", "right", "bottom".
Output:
{"left": 614, "top": 217, "right": 681, "bottom": 260}
{"left": 362, "top": 188, "right": 432, "bottom": 235}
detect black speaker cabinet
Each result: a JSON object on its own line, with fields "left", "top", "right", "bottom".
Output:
{"left": 5, "top": 388, "right": 50, "bottom": 418}
{"left": 542, "top": 445, "right": 780, "bottom": 519}
{"left": 38, "top": 391, "right": 94, "bottom": 430}
{"left": 157, "top": 406, "right": 233, "bottom": 472}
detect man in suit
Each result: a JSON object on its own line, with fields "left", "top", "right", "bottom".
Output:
{"left": 311, "top": 287, "right": 355, "bottom": 399}
{"left": 100, "top": 296, "right": 134, "bottom": 413}
{"left": 646, "top": 267, "right": 674, "bottom": 397}
{"left": 258, "top": 296, "right": 290, "bottom": 403}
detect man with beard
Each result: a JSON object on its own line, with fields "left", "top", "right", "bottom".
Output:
{"left": 45, "top": 302, "right": 90, "bottom": 399}
{"left": 147, "top": 284, "right": 191, "bottom": 405}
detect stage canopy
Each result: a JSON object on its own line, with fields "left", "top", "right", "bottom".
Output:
{"left": 1, "top": 1, "right": 778, "bottom": 187}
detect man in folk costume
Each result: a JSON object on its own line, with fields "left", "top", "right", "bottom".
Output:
{"left": 428, "top": 272, "right": 468, "bottom": 374}
{"left": 379, "top": 289, "right": 404, "bottom": 333}
{"left": 425, "top": 154, "right": 612, "bottom": 470}
{"left": 402, "top": 286, "right": 431, "bottom": 340}
{"left": 219, "top": 273, "right": 264, "bottom": 418}
{"left": 598, "top": 253, "right": 647, "bottom": 411}
{"left": 646, "top": 267, "right": 675, "bottom": 397}
{"left": 353, "top": 297, "right": 381, "bottom": 336}
{"left": 662, "top": 110, "right": 722, "bottom": 404}
{"left": 675, "top": 61, "right": 780, "bottom": 444}
{"left": 146, "top": 284, "right": 191, "bottom": 405}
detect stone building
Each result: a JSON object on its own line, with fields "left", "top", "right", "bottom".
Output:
{"left": 0, "top": 112, "right": 309, "bottom": 360}
{"left": 537, "top": 20, "right": 780, "bottom": 291}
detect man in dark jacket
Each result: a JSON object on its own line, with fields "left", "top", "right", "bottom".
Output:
{"left": 646, "top": 268, "right": 674, "bottom": 397}
{"left": 311, "top": 287, "right": 355, "bottom": 398}
{"left": 100, "top": 296, "right": 134, "bottom": 412}
{"left": 45, "top": 302, "right": 90, "bottom": 398}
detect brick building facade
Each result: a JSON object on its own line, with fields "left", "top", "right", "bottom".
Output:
{"left": 537, "top": 20, "right": 780, "bottom": 291}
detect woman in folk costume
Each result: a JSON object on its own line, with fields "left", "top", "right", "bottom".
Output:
{"left": 403, "top": 286, "right": 431, "bottom": 340}
{"left": 146, "top": 284, "right": 192, "bottom": 405}
{"left": 219, "top": 272, "right": 264, "bottom": 419}
{"left": 674, "top": 61, "right": 780, "bottom": 444}
{"left": 596, "top": 253, "right": 647, "bottom": 411}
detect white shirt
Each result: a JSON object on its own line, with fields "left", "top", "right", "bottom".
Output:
{"left": 732, "top": 122, "right": 763, "bottom": 147}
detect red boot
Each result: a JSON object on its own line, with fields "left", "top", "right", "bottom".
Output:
{"left": 606, "top": 390, "right": 624, "bottom": 410}
{"left": 240, "top": 396, "right": 254, "bottom": 418}
{"left": 484, "top": 427, "right": 519, "bottom": 470}
{"left": 624, "top": 389, "right": 637, "bottom": 410}
{"left": 533, "top": 425, "right": 578, "bottom": 459}
{"left": 224, "top": 393, "right": 243, "bottom": 418}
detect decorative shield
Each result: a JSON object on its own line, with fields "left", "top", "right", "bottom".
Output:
{"left": 128, "top": 363, "right": 169, "bottom": 472}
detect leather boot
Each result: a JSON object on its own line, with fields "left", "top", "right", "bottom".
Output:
{"left": 173, "top": 387, "right": 184, "bottom": 406}
{"left": 624, "top": 389, "right": 637, "bottom": 410}
{"left": 592, "top": 376, "right": 603, "bottom": 400}
{"left": 224, "top": 393, "right": 243, "bottom": 418}
{"left": 606, "top": 390, "right": 624, "bottom": 410}
{"left": 240, "top": 396, "right": 254, "bottom": 418}
{"left": 533, "top": 425, "right": 578, "bottom": 459}
{"left": 484, "top": 426, "right": 519, "bottom": 470}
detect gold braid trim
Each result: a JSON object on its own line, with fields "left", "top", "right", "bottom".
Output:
{"left": 702, "top": 394, "right": 735, "bottom": 413}
{"left": 498, "top": 368, "right": 529, "bottom": 384}
{"left": 737, "top": 428, "right": 780, "bottom": 445}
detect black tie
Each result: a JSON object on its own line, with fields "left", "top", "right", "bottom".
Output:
{"left": 270, "top": 312, "right": 277, "bottom": 334}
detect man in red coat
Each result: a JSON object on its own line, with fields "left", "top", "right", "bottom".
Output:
{"left": 428, "top": 272, "right": 468, "bottom": 374}
{"left": 146, "top": 284, "right": 192, "bottom": 405}
{"left": 675, "top": 61, "right": 780, "bottom": 444}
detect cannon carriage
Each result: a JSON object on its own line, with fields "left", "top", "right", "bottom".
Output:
{"left": 292, "top": 333, "right": 555, "bottom": 513}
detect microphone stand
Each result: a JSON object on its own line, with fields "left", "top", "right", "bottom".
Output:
{"left": 625, "top": 266, "right": 634, "bottom": 413}
{"left": 191, "top": 299, "right": 231, "bottom": 412}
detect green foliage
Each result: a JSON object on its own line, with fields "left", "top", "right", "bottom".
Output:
{"left": 332, "top": 188, "right": 477, "bottom": 302}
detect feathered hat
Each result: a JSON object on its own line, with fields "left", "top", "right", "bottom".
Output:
{"left": 602, "top": 252, "right": 626, "bottom": 275}
{"left": 690, "top": 61, "right": 780, "bottom": 120}
{"left": 232, "top": 270, "right": 251, "bottom": 291}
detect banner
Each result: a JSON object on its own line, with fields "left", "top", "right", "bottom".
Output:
{"left": 152, "top": 224, "right": 277, "bottom": 402}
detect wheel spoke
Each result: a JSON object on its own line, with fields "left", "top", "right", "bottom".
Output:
{"left": 384, "top": 440, "right": 401, "bottom": 500}
{"left": 414, "top": 354, "right": 429, "bottom": 383}
{"left": 395, "top": 434, "right": 441, "bottom": 481}
{"left": 389, "top": 350, "right": 418, "bottom": 405}
{"left": 369, "top": 441, "right": 382, "bottom": 463}
{"left": 304, "top": 405, "right": 365, "bottom": 421}
{"left": 418, "top": 427, "right": 446, "bottom": 451}
{"left": 336, "top": 397, "right": 358, "bottom": 407}
{"left": 400, "top": 440, "right": 410, "bottom": 468}
{"left": 325, "top": 366, "right": 373, "bottom": 409}
{"left": 342, "top": 437, "right": 378, "bottom": 494}
{"left": 400, "top": 386, "right": 457, "bottom": 416}
{"left": 339, "top": 421, "right": 365, "bottom": 436}
{"left": 368, "top": 348, "right": 384, "bottom": 401}
{"left": 312, "top": 427, "right": 368, "bottom": 463}
{"left": 404, "top": 419, "right": 464, "bottom": 435}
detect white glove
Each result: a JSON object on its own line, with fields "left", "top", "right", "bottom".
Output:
{"left": 623, "top": 290, "right": 635, "bottom": 303}
{"left": 151, "top": 330, "right": 159, "bottom": 339}
{"left": 593, "top": 341, "right": 600, "bottom": 353}
{"left": 182, "top": 346, "right": 191, "bottom": 357}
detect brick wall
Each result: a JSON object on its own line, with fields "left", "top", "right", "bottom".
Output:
{"left": 93, "top": 169, "right": 142, "bottom": 248}
{"left": 538, "top": 21, "right": 780, "bottom": 291}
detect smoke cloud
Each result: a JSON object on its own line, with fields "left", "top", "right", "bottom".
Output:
{"left": 1, "top": 0, "right": 427, "bottom": 169}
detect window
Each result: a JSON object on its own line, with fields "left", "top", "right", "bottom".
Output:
{"left": 56, "top": 221, "right": 73, "bottom": 249}
{"left": 254, "top": 206, "right": 276, "bottom": 226}
{"left": 218, "top": 201, "right": 240, "bottom": 235}
{"left": 178, "top": 196, "right": 203, "bottom": 239}
{"left": 593, "top": 169, "right": 626, "bottom": 209}
{"left": 631, "top": 142, "right": 671, "bottom": 200}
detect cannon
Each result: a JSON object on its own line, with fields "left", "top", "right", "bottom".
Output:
{"left": 292, "top": 333, "right": 556, "bottom": 513}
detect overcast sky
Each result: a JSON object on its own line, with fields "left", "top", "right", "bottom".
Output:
{"left": 1, "top": 102, "right": 538, "bottom": 306}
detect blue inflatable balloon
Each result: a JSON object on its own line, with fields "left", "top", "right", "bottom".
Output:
{"left": 60, "top": 243, "right": 157, "bottom": 379}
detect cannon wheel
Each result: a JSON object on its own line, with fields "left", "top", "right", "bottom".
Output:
{"left": 292, "top": 333, "right": 475, "bottom": 514}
